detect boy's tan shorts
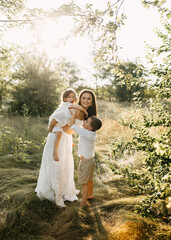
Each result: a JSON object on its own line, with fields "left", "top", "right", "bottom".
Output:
{"left": 78, "top": 158, "right": 95, "bottom": 185}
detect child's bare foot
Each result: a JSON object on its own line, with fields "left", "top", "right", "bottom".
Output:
{"left": 80, "top": 201, "right": 90, "bottom": 207}
{"left": 87, "top": 195, "right": 93, "bottom": 200}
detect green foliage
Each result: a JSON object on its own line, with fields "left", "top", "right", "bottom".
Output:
{"left": 0, "top": 127, "right": 39, "bottom": 162}
{"left": 0, "top": 0, "right": 26, "bottom": 17}
{"left": 144, "top": 1, "right": 171, "bottom": 101}
{"left": 10, "top": 56, "right": 59, "bottom": 115}
{"left": 67, "top": 0, "right": 126, "bottom": 70}
{"left": 58, "top": 59, "right": 81, "bottom": 87}
{"left": 110, "top": 137, "right": 135, "bottom": 161}
{"left": 97, "top": 60, "right": 147, "bottom": 101}
{"left": 109, "top": 0, "right": 171, "bottom": 218}
{"left": 110, "top": 97, "right": 171, "bottom": 218}
{"left": 7, "top": 47, "right": 82, "bottom": 116}
{"left": 142, "top": 0, "right": 170, "bottom": 16}
{"left": 142, "top": 99, "right": 171, "bottom": 127}
{"left": 9, "top": 51, "right": 77, "bottom": 116}
{"left": 0, "top": 46, "right": 13, "bottom": 109}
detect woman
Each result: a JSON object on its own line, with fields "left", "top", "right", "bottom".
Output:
{"left": 78, "top": 89, "right": 97, "bottom": 118}
{"left": 35, "top": 89, "right": 97, "bottom": 208}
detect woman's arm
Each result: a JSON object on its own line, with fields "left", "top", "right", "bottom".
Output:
{"left": 69, "top": 104, "right": 88, "bottom": 117}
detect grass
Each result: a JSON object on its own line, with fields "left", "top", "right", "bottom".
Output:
{"left": 0, "top": 100, "right": 171, "bottom": 240}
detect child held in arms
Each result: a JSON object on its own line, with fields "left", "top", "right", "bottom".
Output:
{"left": 48, "top": 88, "right": 87, "bottom": 161}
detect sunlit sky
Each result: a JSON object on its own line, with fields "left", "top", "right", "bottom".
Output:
{"left": 3, "top": 0, "right": 168, "bottom": 86}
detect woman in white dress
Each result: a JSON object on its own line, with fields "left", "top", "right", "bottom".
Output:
{"left": 35, "top": 89, "right": 97, "bottom": 207}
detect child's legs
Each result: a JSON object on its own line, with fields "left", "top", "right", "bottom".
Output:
{"left": 82, "top": 183, "right": 88, "bottom": 205}
{"left": 78, "top": 158, "right": 95, "bottom": 205}
{"left": 88, "top": 159, "right": 95, "bottom": 199}
{"left": 87, "top": 181, "right": 93, "bottom": 199}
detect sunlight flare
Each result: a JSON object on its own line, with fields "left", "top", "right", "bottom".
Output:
{"left": 37, "top": 17, "right": 73, "bottom": 45}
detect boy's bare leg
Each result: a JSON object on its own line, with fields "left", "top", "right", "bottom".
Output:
{"left": 87, "top": 181, "right": 93, "bottom": 199}
{"left": 81, "top": 183, "right": 90, "bottom": 206}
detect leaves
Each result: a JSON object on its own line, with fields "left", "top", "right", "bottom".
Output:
{"left": 97, "top": 60, "right": 147, "bottom": 101}
{"left": 0, "top": 127, "right": 39, "bottom": 162}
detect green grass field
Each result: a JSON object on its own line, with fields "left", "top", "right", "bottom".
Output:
{"left": 0, "top": 100, "right": 170, "bottom": 240}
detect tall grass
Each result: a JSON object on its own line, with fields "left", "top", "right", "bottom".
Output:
{"left": 0, "top": 100, "right": 170, "bottom": 240}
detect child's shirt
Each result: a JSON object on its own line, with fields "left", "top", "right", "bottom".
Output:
{"left": 70, "top": 124, "right": 96, "bottom": 159}
{"left": 49, "top": 102, "right": 72, "bottom": 132}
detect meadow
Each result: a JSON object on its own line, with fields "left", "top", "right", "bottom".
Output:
{"left": 0, "top": 99, "right": 170, "bottom": 240}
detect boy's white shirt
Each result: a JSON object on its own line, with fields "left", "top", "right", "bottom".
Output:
{"left": 70, "top": 124, "right": 96, "bottom": 159}
{"left": 49, "top": 102, "right": 72, "bottom": 132}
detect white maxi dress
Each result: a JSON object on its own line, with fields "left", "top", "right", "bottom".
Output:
{"left": 35, "top": 102, "right": 81, "bottom": 207}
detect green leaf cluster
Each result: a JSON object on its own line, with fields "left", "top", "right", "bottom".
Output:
{"left": 111, "top": 97, "right": 170, "bottom": 218}
{"left": 97, "top": 60, "right": 147, "bottom": 102}
{"left": 8, "top": 49, "right": 80, "bottom": 116}
{"left": 0, "top": 127, "right": 39, "bottom": 162}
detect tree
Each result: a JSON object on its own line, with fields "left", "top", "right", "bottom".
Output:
{"left": 1, "top": 1, "right": 127, "bottom": 95}
{"left": 0, "top": 0, "right": 26, "bottom": 17}
{"left": 56, "top": 58, "right": 81, "bottom": 88}
{"left": 0, "top": 46, "right": 13, "bottom": 109}
{"left": 143, "top": 1, "right": 171, "bottom": 100}
{"left": 9, "top": 49, "right": 81, "bottom": 116}
{"left": 10, "top": 52, "right": 61, "bottom": 116}
{"left": 110, "top": 0, "right": 171, "bottom": 218}
{"left": 98, "top": 60, "right": 147, "bottom": 102}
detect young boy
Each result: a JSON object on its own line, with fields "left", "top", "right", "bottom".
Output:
{"left": 70, "top": 110, "right": 102, "bottom": 207}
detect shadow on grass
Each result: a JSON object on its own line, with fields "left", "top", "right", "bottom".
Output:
{"left": 91, "top": 206, "right": 109, "bottom": 240}
{"left": 0, "top": 193, "right": 62, "bottom": 240}
{"left": 0, "top": 190, "right": 110, "bottom": 240}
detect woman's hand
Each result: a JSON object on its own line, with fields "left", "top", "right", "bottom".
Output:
{"left": 77, "top": 105, "right": 88, "bottom": 117}
{"left": 69, "top": 105, "right": 88, "bottom": 117}
{"left": 70, "top": 108, "right": 85, "bottom": 120}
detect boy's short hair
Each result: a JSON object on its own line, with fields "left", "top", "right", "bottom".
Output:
{"left": 89, "top": 116, "right": 102, "bottom": 132}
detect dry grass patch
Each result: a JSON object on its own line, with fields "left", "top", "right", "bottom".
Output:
{"left": 101, "top": 210, "right": 171, "bottom": 240}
